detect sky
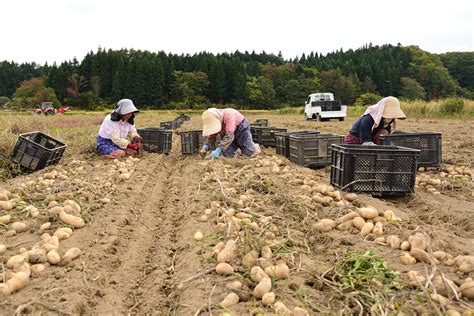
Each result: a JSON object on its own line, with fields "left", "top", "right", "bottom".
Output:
{"left": 1, "top": 0, "right": 472, "bottom": 64}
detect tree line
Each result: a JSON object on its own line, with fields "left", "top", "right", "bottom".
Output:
{"left": 0, "top": 44, "right": 472, "bottom": 110}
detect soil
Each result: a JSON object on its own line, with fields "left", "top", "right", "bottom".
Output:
{"left": 0, "top": 115, "right": 473, "bottom": 315}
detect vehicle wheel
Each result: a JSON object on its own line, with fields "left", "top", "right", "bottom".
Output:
{"left": 339, "top": 117, "right": 345, "bottom": 121}
{"left": 45, "top": 110, "right": 54, "bottom": 116}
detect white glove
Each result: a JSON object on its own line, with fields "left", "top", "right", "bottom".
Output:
{"left": 362, "top": 142, "right": 376, "bottom": 146}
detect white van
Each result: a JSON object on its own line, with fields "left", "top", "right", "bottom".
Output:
{"left": 304, "top": 93, "right": 347, "bottom": 121}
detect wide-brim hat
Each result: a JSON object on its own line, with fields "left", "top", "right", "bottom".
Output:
{"left": 117, "top": 99, "right": 140, "bottom": 115}
{"left": 202, "top": 110, "right": 222, "bottom": 136}
{"left": 383, "top": 96, "right": 406, "bottom": 119}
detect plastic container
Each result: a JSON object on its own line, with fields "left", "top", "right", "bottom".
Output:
{"left": 137, "top": 128, "right": 172, "bottom": 153}
{"left": 275, "top": 131, "right": 320, "bottom": 158}
{"left": 251, "top": 127, "right": 288, "bottom": 147}
{"left": 12, "top": 132, "right": 67, "bottom": 171}
{"left": 289, "top": 133, "right": 344, "bottom": 167}
{"left": 330, "top": 144, "right": 420, "bottom": 196}
{"left": 380, "top": 131, "right": 442, "bottom": 167}
{"left": 180, "top": 130, "right": 220, "bottom": 154}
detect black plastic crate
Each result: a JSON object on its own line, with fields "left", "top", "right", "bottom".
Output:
{"left": 12, "top": 132, "right": 67, "bottom": 171}
{"left": 289, "top": 133, "right": 344, "bottom": 168}
{"left": 251, "top": 127, "right": 287, "bottom": 147}
{"left": 137, "top": 128, "right": 172, "bottom": 153}
{"left": 180, "top": 130, "right": 220, "bottom": 154}
{"left": 160, "top": 121, "right": 180, "bottom": 129}
{"left": 330, "top": 144, "right": 420, "bottom": 196}
{"left": 379, "top": 132, "right": 441, "bottom": 167}
{"left": 275, "top": 131, "right": 320, "bottom": 158}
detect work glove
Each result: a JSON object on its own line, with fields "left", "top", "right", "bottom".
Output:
{"left": 209, "top": 147, "right": 222, "bottom": 160}
{"left": 133, "top": 136, "right": 142, "bottom": 144}
{"left": 127, "top": 143, "right": 140, "bottom": 151}
{"left": 362, "top": 142, "right": 376, "bottom": 146}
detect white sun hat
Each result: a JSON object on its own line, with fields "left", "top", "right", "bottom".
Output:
{"left": 382, "top": 96, "right": 406, "bottom": 119}
{"left": 117, "top": 99, "right": 139, "bottom": 115}
{"left": 202, "top": 108, "right": 222, "bottom": 136}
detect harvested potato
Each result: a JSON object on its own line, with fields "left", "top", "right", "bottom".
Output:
{"left": 212, "top": 242, "right": 225, "bottom": 254}
{"left": 59, "top": 210, "right": 85, "bottom": 228}
{"left": 400, "top": 253, "right": 417, "bottom": 265}
{"left": 62, "top": 247, "right": 81, "bottom": 262}
{"left": 262, "top": 292, "right": 275, "bottom": 305}
{"left": 335, "top": 211, "right": 358, "bottom": 225}
{"left": 0, "top": 215, "right": 11, "bottom": 224}
{"left": 358, "top": 207, "right": 379, "bottom": 219}
{"left": 0, "top": 244, "right": 6, "bottom": 255}
{"left": 217, "top": 240, "right": 236, "bottom": 263}
{"left": 216, "top": 263, "right": 234, "bottom": 275}
{"left": 47, "top": 250, "right": 61, "bottom": 265}
{"left": 274, "top": 301, "right": 291, "bottom": 314}
{"left": 3, "top": 272, "right": 29, "bottom": 295}
{"left": 386, "top": 235, "right": 401, "bottom": 249}
{"left": 7, "top": 255, "right": 26, "bottom": 269}
{"left": 360, "top": 222, "right": 374, "bottom": 237}
{"left": 313, "top": 219, "right": 336, "bottom": 232}
{"left": 433, "top": 251, "right": 447, "bottom": 261}
{"left": 250, "top": 266, "right": 268, "bottom": 282}
{"left": 253, "top": 277, "right": 272, "bottom": 298}
{"left": 5, "top": 230, "right": 16, "bottom": 237}
{"left": 48, "top": 206, "right": 64, "bottom": 215}
{"left": 410, "top": 248, "right": 432, "bottom": 264}
{"left": 374, "top": 236, "right": 385, "bottom": 244}
{"left": 31, "top": 264, "right": 45, "bottom": 275}
{"left": 193, "top": 231, "right": 203, "bottom": 241}
{"left": 460, "top": 281, "right": 474, "bottom": 299}
{"left": 0, "top": 193, "right": 8, "bottom": 201}
{"left": 199, "top": 215, "right": 208, "bottom": 222}
{"left": 27, "top": 249, "right": 47, "bottom": 264}
{"left": 454, "top": 255, "right": 474, "bottom": 273}
{"left": 11, "top": 222, "right": 28, "bottom": 232}
{"left": 352, "top": 217, "right": 366, "bottom": 230}
{"left": 0, "top": 201, "right": 13, "bottom": 211}
{"left": 39, "top": 222, "right": 52, "bottom": 233}
{"left": 372, "top": 222, "right": 383, "bottom": 236}
{"left": 408, "top": 233, "right": 427, "bottom": 251}
{"left": 400, "top": 241, "right": 411, "bottom": 251}
{"left": 220, "top": 293, "right": 239, "bottom": 307}
{"left": 344, "top": 193, "right": 358, "bottom": 202}
{"left": 261, "top": 246, "right": 272, "bottom": 260}
{"left": 265, "top": 263, "right": 289, "bottom": 279}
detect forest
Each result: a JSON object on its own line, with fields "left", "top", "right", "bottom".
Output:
{"left": 0, "top": 44, "right": 472, "bottom": 110}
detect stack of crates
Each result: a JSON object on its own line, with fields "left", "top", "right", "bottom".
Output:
{"left": 12, "top": 132, "right": 67, "bottom": 172}
{"left": 250, "top": 127, "right": 288, "bottom": 147}
{"left": 330, "top": 144, "right": 420, "bottom": 196}
{"left": 137, "top": 128, "right": 172, "bottom": 154}
{"left": 160, "top": 120, "right": 180, "bottom": 129}
{"left": 380, "top": 131, "right": 441, "bottom": 167}
{"left": 289, "top": 133, "right": 344, "bottom": 168}
{"left": 275, "top": 131, "right": 320, "bottom": 158}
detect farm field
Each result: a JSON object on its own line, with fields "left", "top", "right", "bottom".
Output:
{"left": 0, "top": 111, "right": 473, "bottom": 315}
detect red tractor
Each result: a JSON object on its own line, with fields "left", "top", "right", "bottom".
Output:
{"left": 34, "top": 102, "right": 71, "bottom": 116}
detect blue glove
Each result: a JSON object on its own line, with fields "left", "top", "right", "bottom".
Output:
{"left": 201, "top": 144, "right": 210, "bottom": 152}
{"left": 209, "top": 147, "right": 222, "bottom": 160}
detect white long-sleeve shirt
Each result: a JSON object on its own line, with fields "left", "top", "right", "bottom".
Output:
{"left": 98, "top": 114, "right": 139, "bottom": 149}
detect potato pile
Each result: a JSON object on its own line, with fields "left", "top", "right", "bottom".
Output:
{"left": 195, "top": 153, "right": 474, "bottom": 314}
{"left": 416, "top": 166, "right": 473, "bottom": 196}
{"left": 0, "top": 189, "right": 83, "bottom": 295}
{"left": 0, "top": 156, "right": 137, "bottom": 296}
